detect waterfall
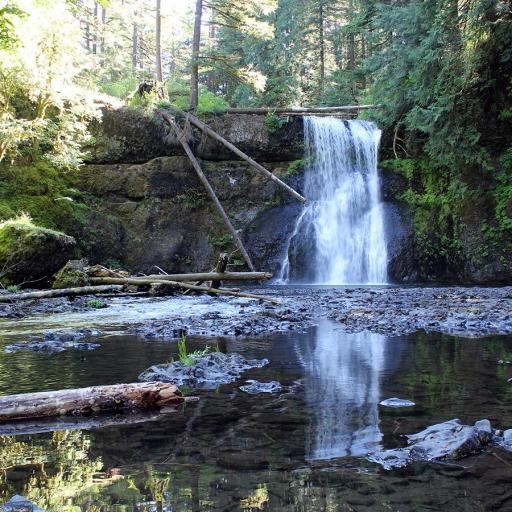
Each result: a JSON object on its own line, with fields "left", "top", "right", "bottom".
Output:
{"left": 279, "top": 117, "right": 388, "bottom": 285}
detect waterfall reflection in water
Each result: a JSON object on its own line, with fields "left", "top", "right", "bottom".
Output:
{"left": 298, "top": 322, "right": 387, "bottom": 459}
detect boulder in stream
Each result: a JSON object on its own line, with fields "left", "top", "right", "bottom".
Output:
{"left": 379, "top": 397, "right": 415, "bottom": 408}
{"left": 139, "top": 352, "right": 269, "bottom": 389}
{"left": 0, "top": 218, "right": 75, "bottom": 287}
{"left": 239, "top": 380, "right": 282, "bottom": 394}
{"left": 368, "top": 418, "right": 504, "bottom": 470}
{"left": 4, "top": 329, "right": 101, "bottom": 353}
{"left": 1, "top": 495, "right": 44, "bottom": 512}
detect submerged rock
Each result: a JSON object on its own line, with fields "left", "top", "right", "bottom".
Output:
{"left": 368, "top": 419, "right": 503, "bottom": 470}
{"left": 239, "top": 380, "right": 282, "bottom": 394}
{"left": 2, "top": 495, "right": 44, "bottom": 512}
{"left": 379, "top": 397, "right": 415, "bottom": 408}
{"left": 139, "top": 352, "right": 269, "bottom": 389}
{"left": 4, "top": 329, "right": 101, "bottom": 353}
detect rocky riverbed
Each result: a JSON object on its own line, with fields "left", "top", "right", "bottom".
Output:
{"left": 1, "top": 285, "right": 511, "bottom": 340}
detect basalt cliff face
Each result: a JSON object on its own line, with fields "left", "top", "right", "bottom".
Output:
{"left": 76, "top": 107, "right": 510, "bottom": 284}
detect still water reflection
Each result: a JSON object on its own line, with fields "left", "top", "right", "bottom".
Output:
{"left": 0, "top": 320, "right": 511, "bottom": 511}
{"left": 302, "top": 325, "right": 387, "bottom": 459}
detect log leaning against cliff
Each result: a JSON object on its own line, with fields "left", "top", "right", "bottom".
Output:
{"left": 0, "top": 382, "right": 185, "bottom": 422}
{"left": 169, "top": 109, "right": 306, "bottom": 203}
{"left": 161, "top": 111, "right": 256, "bottom": 272}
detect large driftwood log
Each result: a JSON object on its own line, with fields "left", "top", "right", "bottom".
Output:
{"left": 169, "top": 110, "right": 306, "bottom": 203}
{"left": 0, "top": 382, "right": 185, "bottom": 422}
{"left": 132, "top": 271, "right": 271, "bottom": 282}
{"left": 0, "top": 285, "right": 124, "bottom": 303}
{"left": 226, "top": 104, "right": 381, "bottom": 114}
{"left": 162, "top": 111, "right": 256, "bottom": 271}
{"left": 90, "top": 277, "right": 280, "bottom": 304}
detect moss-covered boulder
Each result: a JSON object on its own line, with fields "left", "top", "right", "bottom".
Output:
{"left": 52, "top": 260, "right": 89, "bottom": 289}
{"left": 0, "top": 218, "right": 76, "bottom": 286}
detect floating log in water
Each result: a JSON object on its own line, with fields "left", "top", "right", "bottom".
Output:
{"left": 0, "top": 382, "right": 186, "bottom": 422}
{"left": 90, "top": 277, "right": 280, "bottom": 304}
{"left": 162, "top": 111, "right": 256, "bottom": 271}
{"left": 0, "top": 285, "right": 124, "bottom": 303}
{"left": 162, "top": 109, "right": 306, "bottom": 203}
{"left": 226, "top": 104, "right": 382, "bottom": 114}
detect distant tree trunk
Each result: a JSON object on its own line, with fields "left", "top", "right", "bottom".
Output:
{"left": 347, "top": 0, "right": 356, "bottom": 70}
{"left": 156, "top": 0, "right": 163, "bottom": 81}
{"left": 132, "top": 22, "right": 138, "bottom": 70}
{"left": 92, "top": 1, "right": 98, "bottom": 54}
{"left": 190, "top": 0, "right": 203, "bottom": 110}
{"left": 101, "top": 5, "right": 106, "bottom": 54}
{"left": 318, "top": 2, "right": 325, "bottom": 95}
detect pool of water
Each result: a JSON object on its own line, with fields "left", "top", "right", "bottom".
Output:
{"left": 0, "top": 318, "right": 512, "bottom": 511}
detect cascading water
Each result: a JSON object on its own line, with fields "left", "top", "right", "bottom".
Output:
{"left": 279, "top": 117, "right": 388, "bottom": 285}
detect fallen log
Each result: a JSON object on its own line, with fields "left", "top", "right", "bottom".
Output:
{"left": 163, "top": 109, "right": 306, "bottom": 203}
{"left": 162, "top": 111, "right": 256, "bottom": 271}
{"left": 226, "top": 104, "right": 382, "bottom": 114}
{"left": 132, "top": 271, "right": 272, "bottom": 282}
{"left": 89, "top": 277, "right": 280, "bottom": 304}
{"left": 0, "top": 382, "right": 186, "bottom": 422}
{"left": 0, "top": 285, "right": 124, "bottom": 303}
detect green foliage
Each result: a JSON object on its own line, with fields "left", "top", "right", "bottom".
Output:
{"left": 211, "top": 234, "right": 233, "bottom": 248}
{"left": 98, "top": 74, "right": 138, "bottom": 99}
{"left": 286, "top": 156, "right": 314, "bottom": 177}
{"left": 0, "top": 3, "right": 25, "bottom": 50}
{"left": 85, "top": 298, "right": 107, "bottom": 309}
{"left": 103, "top": 258, "right": 123, "bottom": 270}
{"left": 183, "top": 189, "right": 207, "bottom": 209}
{"left": 177, "top": 333, "right": 210, "bottom": 367}
{"left": 495, "top": 148, "right": 512, "bottom": 232}
{"left": 6, "top": 284, "right": 19, "bottom": 292}
{"left": 265, "top": 112, "right": 288, "bottom": 134}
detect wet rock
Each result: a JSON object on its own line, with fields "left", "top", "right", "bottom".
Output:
{"left": 368, "top": 419, "right": 502, "bottom": 470}
{"left": 1, "top": 495, "right": 44, "bottom": 512}
{"left": 139, "top": 352, "right": 269, "bottom": 389}
{"left": 239, "top": 380, "right": 282, "bottom": 394}
{"left": 4, "top": 329, "right": 101, "bottom": 353}
{"left": 379, "top": 398, "right": 415, "bottom": 408}
{"left": 503, "top": 429, "right": 512, "bottom": 449}
{"left": 498, "top": 359, "right": 512, "bottom": 365}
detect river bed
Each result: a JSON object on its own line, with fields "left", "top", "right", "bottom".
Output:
{"left": 0, "top": 288, "right": 512, "bottom": 511}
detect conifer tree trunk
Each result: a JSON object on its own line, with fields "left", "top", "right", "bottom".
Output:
{"left": 132, "top": 22, "right": 138, "bottom": 70}
{"left": 92, "top": 1, "right": 98, "bottom": 54}
{"left": 347, "top": 0, "right": 356, "bottom": 70}
{"left": 319, "top": 2, "right": 325, "bottom": 95}
{"left": 156, "top": 0, "right": 163, "bottom": 81}
{"left": 190, "top": 0, "right": 203, "bottom": 110}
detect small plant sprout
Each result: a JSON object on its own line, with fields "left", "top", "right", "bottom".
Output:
{"left": 177, "top": 333, "right": 210, "bottom": 366}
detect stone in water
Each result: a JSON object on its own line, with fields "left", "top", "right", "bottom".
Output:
{"left": 379, "top": 397, "right": 415, "bottom": 408}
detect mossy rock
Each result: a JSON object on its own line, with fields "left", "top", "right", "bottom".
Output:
{"left": 0, "top": 221, "right": 76, "bottom": 286}
{"left": 52, "top": 260, "right": 89, "bottom": 289}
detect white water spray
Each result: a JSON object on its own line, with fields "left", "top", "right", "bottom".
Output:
{"left": 279, "top": 117, "right": 388, "bottom": 285}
